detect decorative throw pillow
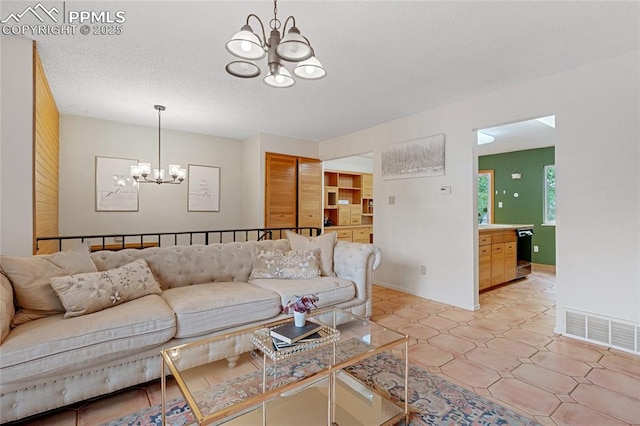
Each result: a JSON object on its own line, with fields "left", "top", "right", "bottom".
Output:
{"left": 0, "top": 243, "right": 98, "bottom": 326}
{"left": 285, "top": 230, "right": 337, "bottom": 277}
{"left": 1, "top": 277, "right": 14, "bottom": 343}
{"left": 249, "top": 249, "right": 321, "bottom": 280}
{"left": 50, "top": 258, "right": 162, "bottom": 318}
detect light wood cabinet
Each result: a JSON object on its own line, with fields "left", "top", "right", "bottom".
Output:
{"left": 479, "top": 235, "right": 492, "bottom": 290}
{"left": 350, "top": 204, "right": 362, "bottom": 225}
{"left": 265, "top": 153, "right": 322, "bottom": 229}
{"left": 504, "top": 241, "right": 517, "bottom": 281}
{"left": 491, "top": 243, "right": 505, "bottom": 285}
{"left": 326, "top": 226, "right": 371, "bottom": 243}
{"left": 323, "top": 170, "right": 373, "bottom": 242}
{"left": 338, "top": 206, "right": 351, "bottom": 226}
{"left": 479, "top": 228, "right": 519, "bottom": 290}
{"left": 362, "top": 173, "right": 373, "bottom": 198}
{"left": 336, "top": 229, "right": 352, "bottom": 241}
{"left": 353, "top": 228, "right": 370, "bottom": 243}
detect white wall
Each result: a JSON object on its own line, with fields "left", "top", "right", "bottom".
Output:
{"left": 241, "top": 134, "right": 261, "bottom": 228}
{"left": 59, "top": 115, "right": 244, "bottom": 237}
{"left": 0, "top": 36, "right": 33, "bottom": 255}
{"left": 323, "top": 155, "right": 373, "bottom": 173}
{"left": 320, "top": 51, "right": 640, "bottom": 331}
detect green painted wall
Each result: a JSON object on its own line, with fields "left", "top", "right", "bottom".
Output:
{"left": 479, "top": 147, "right": 556, "bottom": 265}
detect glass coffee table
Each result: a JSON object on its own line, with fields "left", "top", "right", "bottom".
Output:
{"left": 161, "top": 308, "right": 409, "bottom": 425}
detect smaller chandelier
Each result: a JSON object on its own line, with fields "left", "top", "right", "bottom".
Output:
{"left": 225, "top": 0, "right": 326, "bottom": 88}
{"left": 131, "top": 105, "right": 186, "bottom": 185}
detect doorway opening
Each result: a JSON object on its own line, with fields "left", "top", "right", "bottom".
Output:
{"left": 322, "top": 153, "right": 373, "bottom": 243}
{"left": 475, "top": 115, "right": 557, "bottom": 298}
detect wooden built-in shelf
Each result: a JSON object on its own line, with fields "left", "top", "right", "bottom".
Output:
{"left": 324, "top": 170, "right": 373, "bottom": 243}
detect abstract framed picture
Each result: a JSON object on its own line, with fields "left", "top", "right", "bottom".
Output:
{"left": 382, "top": 133, "right": 446, "bottom": 180}
{"left": 95, "top": 156, "right": 139, "bottom": 211}
{"left": 188, "top": 164, "right": 220, "bottom": 212}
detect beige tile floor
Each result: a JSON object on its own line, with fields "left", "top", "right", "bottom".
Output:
{"left": 9, "top": 268, "right": 640, "bottom": 425}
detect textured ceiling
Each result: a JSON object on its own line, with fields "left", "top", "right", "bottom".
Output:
{"left": 4, "top": 1, "right": 639, "bottom": 142}
{"left": 478, "top": 117, "right": 556, "bottom": 156}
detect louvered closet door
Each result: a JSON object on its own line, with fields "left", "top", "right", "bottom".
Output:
{"left": 265, "top": 153, "right": 297, "bottom": 228}
{"left": 297, "top": 158, "right": 322, "bottom": 228}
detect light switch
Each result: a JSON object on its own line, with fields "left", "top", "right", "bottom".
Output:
{"left": 388, "top": 196, "right": 396, "bottom": 205}
{"left": 498, "top": 201, "right": 503, "bottom": 208}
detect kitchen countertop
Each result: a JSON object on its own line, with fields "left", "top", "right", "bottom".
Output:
{"left": 478, "top": 224, "right": 534, "bottom": 232}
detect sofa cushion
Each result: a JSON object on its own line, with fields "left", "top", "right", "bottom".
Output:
{"left": 0, "top": 244, "right": 98, "bottom": 326}
{"left": 161, "top": 282, "right": 281, "bottom": 338}
{"left": 249, "top": 249, "right": 321, "bottom": 280}
{"left": 50, "top": 259, "right": 162, "bottom": 318}
{"left": 285, "top": 230, "right": 336, "bottom": 277}
{"left": 249, "top": 277, "right": 355, "bottom": 309}
{"left": 0, "top": 294, "right": 175, "bottom": 384}
{"left": 91, "top": 242, "right": 264, "bottom": 289}
{"left": 1, "top": 275, "right": 14, "bottom": 344}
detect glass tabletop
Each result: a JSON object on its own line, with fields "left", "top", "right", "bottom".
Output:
{"left": 161, "top": 308, "right": 409, "bottom": 425}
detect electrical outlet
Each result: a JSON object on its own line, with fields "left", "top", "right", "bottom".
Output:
{"left": 420, "top": 265, "right": 427, "bottom": 275}
{"left": 388, "top": 196, "right": 396, "bottom": 205}
{"left": 534, "top": 245, "right": 539, "bottom": 253}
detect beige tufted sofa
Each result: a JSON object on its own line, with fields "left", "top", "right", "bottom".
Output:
{"left": 0, "top": 238, "right": 381, "bottom": 423}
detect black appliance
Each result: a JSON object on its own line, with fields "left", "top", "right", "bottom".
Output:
{"left": 515, "top": 227, "right": 534, "bottom": 278}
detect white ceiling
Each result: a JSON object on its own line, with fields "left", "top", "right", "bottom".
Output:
{"left": 3, "top": 1, "right": 639, "bottom": 142}
{"left": 477, "top": 117, "right": 556, "bottom": 156}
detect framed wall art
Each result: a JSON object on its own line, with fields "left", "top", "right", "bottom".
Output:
{"left": 188, "top": 164, "right": 220, "bottom": 212}
{"left": 95, "top": 156, "right": 139, "bottom": 211}
{"left": 382, "top": 133, "right": 446, "bottom": 180}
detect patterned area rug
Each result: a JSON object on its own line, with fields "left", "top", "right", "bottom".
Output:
{"left": 104, "top": 345, "right": 539, "bottom": 426}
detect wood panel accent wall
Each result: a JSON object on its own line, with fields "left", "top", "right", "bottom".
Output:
{"left": 33, "top": 45, "right": 60, "bottom": 254}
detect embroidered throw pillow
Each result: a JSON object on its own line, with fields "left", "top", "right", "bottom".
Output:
{"left": 285, "top": 230, "right": 337, "bottom": 277}
{"left": 50, "top": 258, "right": 162, "bottom": 318}
{"left": 250, "top": 249, "right": 321, "bottom": 280}
{"left": 0, "top": 243, "right": 98, "bottom": 326}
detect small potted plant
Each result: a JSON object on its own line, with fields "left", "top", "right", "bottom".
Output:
{"left": 282, "top": 294, "right": 319, "bottom": 326}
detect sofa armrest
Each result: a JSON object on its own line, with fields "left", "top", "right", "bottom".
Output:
{"left": 332, "top": 241, "right": 382, "bottom": 318}
{"left": 0, "top": 273, "right": 15, "bottom": 344}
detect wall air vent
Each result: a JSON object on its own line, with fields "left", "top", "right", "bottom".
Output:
{"left": 587, "top": 316, "right": 609, "bottom": 344}
{"left": 565, "top": 311, "right": 586, "bottom": 338}
{"left": 611, "top": 322, "right": 636, "bottom": 351}
{"left": 564, "top": 309, "right": 639, "bottom": 355}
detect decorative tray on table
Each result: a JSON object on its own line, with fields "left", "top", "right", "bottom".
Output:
{"left": 251, "top": 319, "right": 340, "bottom": 361}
